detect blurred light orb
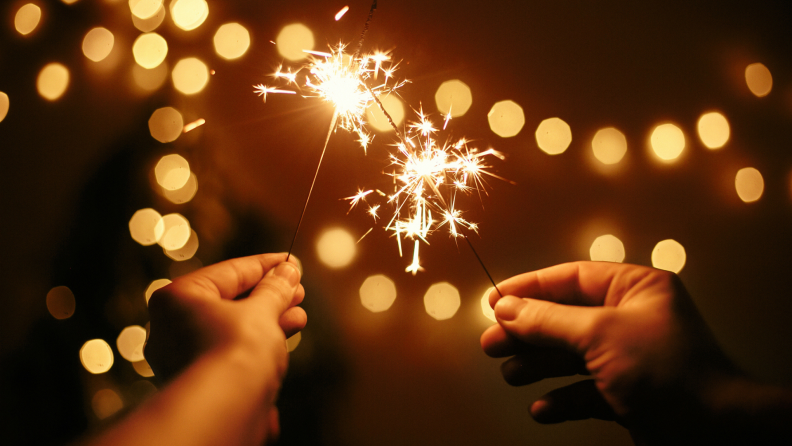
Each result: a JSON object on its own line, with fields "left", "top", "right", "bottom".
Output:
{"left": 117, "top": 325, "right": 147, "bottom": 362}
{"left": 589, "top": 234, "right": 625, "bottom": 263}
{"left": 276, "top": 24, "right": 314, "bottom": 61}
{"left": 92, "top": 389, "right": 123, "bottom": 420}
{"left": 162, "top": 172, "right": 198, "bottom": 203}
{"left": 132, "top": 3, "right": 166, "bottom": 32}
{"left": 37, "top": 63, "right": 70, "bottom": 101}
{"left": 80, "top": 339, "right": 114, "bottom": 374}
{"left": 735, "top": 167, "right": 764, "bottom": 203}
{"left": 435, "top": 79, "right": 472, "bottom": 118}
{"left": 15, "top": 4, "right": 41, "bottom": 36}
{"left": 697, "top": 112, "right": 730, "bottom": 149}
{"left": 488, "top": 100, "right": 525, "bottom": 138}
{"left": 424, "top": 282, "right": 461, "bottom": 320}
{"left": 61, "top": 0, "right": 79, "bottom": 4}
{"left": 745, "top": 63, "right": 772, "bottom": 97}
{"left": 650, "top": 123, "right": 685, "bottom": 161}
{"left": 133, "top": 62, "right": 168, "bottom": 91}
{"left": 535, "top": 117, "right": 572, "bottom": 155}
{"left": 481, "top": 287, "right": 496, "bottom": 322}
{"left": 651, "top": 239, "right": 686, "bottom": 273}
{"left": 129, "top": 0, "right": 162, "bottom": 19}
{"left": 165, "top": 229, "right": 199, "bottom": 261}
{"left": 286, "top": 332, "right": 301, "bottom": 352}
{"left": 128, "top": 208, "right": 164, "bottom": 246}
{"left": 172, "top": 57, "right": 209, "bottom": 94}
{"left": 155, "top": 154, "right": 190, "bottom": 190}
{"left": 366, "top": 94, "right": 404, "bottom": 132}
{"left": 82, "top": 27, "right": 115, "bottom": 62}
{"left": 171, "top": 0, "right": 208, "bottom": 31}
{"left": 158, "top": 213, "right": 191, "bottom": 251}
{"left": 46, "top": 286, "right": 76, "bottom": 320}
{"left": 316, "top": 228, "right": 356, "bottom": 268}
{"left": 133, "top": 32, "right": 168, "bottom": 69}
{"left": 359, "top": 274, "right": 397, "bottom": 313}
{"left": 145, "top": 278, "right": 171, "bottom": 303}
{"left": 214, "top": 23, "right": 250, "bottom": 60}
{"left": 148, "top": 107, "right": 183, "bottom": 143}
{"left": 132, "top": 359, "right": 155, "bottom": 377}
{"left": 0, "top": 92, "right": 9, "bottom": 122}
{"left": 592, "top": 127, "right": 627, "bottom": 165}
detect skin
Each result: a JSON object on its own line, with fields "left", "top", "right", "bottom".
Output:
{"left": 481, "top": 261, "right": 792, "bottom": 445}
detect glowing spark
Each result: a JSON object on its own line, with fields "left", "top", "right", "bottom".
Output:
{"left": 368, "top": 205, "right": 380, "bottom": 221}
{"left": 344, "top": 189, "right": 373, "bottom": 213}
{"left": 335, "top": 6, "right": 350, "bottom": 21}
{"left": 357, "top": 227, "right": 373, "bottom": 243}
{"left": 253, "top": 84, "right": 297, "bottom": 102}
{"left": 405, "top": 240, "right": 423, "bottom": 275}
{"left": 183, "top": 118, "right": 205, "bottom": 133}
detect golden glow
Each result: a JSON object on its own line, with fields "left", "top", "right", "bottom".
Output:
{"left": 183, "top": 118, "right": 205, "bottom": 133}
{"left": 214, "top": 23, "right": 250, "bottom": 60}
{"left": 148, "top": 107, "right": 184, "bottom": 143}
{"left": 480, "top": 287, "right": 496, "bottom": 322}
{"left": 46, "top": 286, "right": 75, "bottom": 320}
{"left": 162, "top": 172, "right": 198, "bottom": 203}
{"left": 15, "top": 4, "right": 41, "bottom": 36}
{"left": 80, "top": 339, "right": 114, "bottom": 374}
{"left": 276, "top": 24, "right": 314, "bottom": 61}
{"left": 589, "top": 234, "right": 625, "bottom": 263}
{"left": 316, "top": 228, "right": 356, "bottom": 268}
{"left": 116, "top": 325, "right": 146, "bottom": 362}
{"left": 133, "top": 32, "right": 168, "bottom": 69}
{"left": 359, "top": 274, "right": 397, "bottom": 312}
{"left": 61, "top": 0, "right": 79, "bottom": 4}
{"left": 145, "top": 278, "right": 171, "bottom": 303}
{"left": 651, "top": 123, "right": 685, "bottom": 161}
{"left": 0, "top": 92, "right": 9, "bottom": 122}
{"left": 435, "top": 79, "right": 472, "bottom": 118}
{"left": 697, "top": 112, "right": 730, "bottom": 149}
{"left": 335, "top": 6, "right": 350, "bottom": 21}
{"left": 37, "top": 63, "right": 70, "bottom": 101}
{"left": 745, "top": 63, "right": 772, "bottom": 97}
{"left": 423, "top": 282, "right": 461, "bottom": 320}
{"left": 132, "top": 3, "right": 166, "bottom": 32}
{"left": 365, "top": 94, "right": 404, "bottom": 132}
{"left": 128, "top": 208, "right": 164, "bottom": 246}
{"left": 651, "top": 239, "right": 686, "bottom": 273}
{"left": 172, "top": 57, "right": 209, "bottom": 94}
{"left": 170, "top": 0, "right": 208, "bottom": 31}
{"left": 92, "top": 389, "right": 123, "bottom": 420}
{"left": 286, "top": 332, "right": 301, "bottom": 352}
{"left": 155, "top": 154, "right": 190, "bottom": 190}
{"left": 158, "top": 213, "right": 191, "bottom": 251}
{"left": 164, "top": 229, "right": 199, "bottom": 261}
{"left": 535, "top": 117, "right": 572, "bottom": 155}
{"left": 487, "top": 100, "right": 524, "bottom": 138}
{"left": 735, "top": 167, "right": 764, "bottom": 203}
{"left": 129, "top": 0, "right": 162, "bottom": 19}
{"left": 132, "top": 359, "right": 155, "bottom": 377}
{"left": 82, "top": 27, "right": 114, "bottom": 62}
{"left": 592, "top": 127, "right": 627, "bottom": 165}
{"left": 133, "top": 62, "right": 168, "bottom": 92}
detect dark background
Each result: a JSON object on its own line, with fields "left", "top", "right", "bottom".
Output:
{"left": 1, "top": 0, "right": 791, "bottom": 444}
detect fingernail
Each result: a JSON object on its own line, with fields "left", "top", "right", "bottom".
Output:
{"left": 273, "top": 262, "right": 300, "bottom": 287}
{"left": 494, "top": 296, "right": 526, "bottom": 321}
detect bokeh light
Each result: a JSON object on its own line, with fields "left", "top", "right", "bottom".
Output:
{"left": 155, "top": 154, "right": 190, "bottom": 190}
{"left": 316, "top": 228, "right": 356, "bottom": 268}
{"left": 80, "top": 339, "right": 114, "bottom": 374}
{"left": 535, "top": 117, "right": 572, "bottom": 155}
{"left": 133, "top": 62, "right": 168, "bottom": 92}
{"left": 589, "top": 234, "right": 625, "bottom": 263}
{"left": 15, "top": 4, "right": 41, "bottom": 36}
{"left": 0, "top": 92, "right": 9, "bottom": 122}
{"left": 480, "top": 287, "right": 496, "bottom": 322}
{"left": 424, "top": 282, "right": 461, "bottom": 320}
{"left": 162, "top": 172, "right": 198, "bottom": 204}
{"left": 145, "top": 278, "right": 171, "bottom": 303}
{"left": 697, "top": 112, "right": 730, "bottom": 149}
{"left": 172, "top": 57, "right": 209, "bottom": 94}
{"left": 116, "top": 326, "right": 146, "bottom": 362}
{"left": 434, "top": 79, "right": 472, "bottom": 118}
{"left": 92, "top": 389, "right": 123, "bottom": 420}
{"left": 128, "top": 208, "right": 164, "bottom": 246}
{"left": 129, "top": 0, "right": 162, "bottom": 19}
{"left": 745, "top": 63, "right": 772, "bottom": 97}
{"left": 213, "top": 23, "right": 250, "bottom": 60}
{"left": 157, "top": 213, "right": 191, "bottom": 251}
{"left": 132, "top": 3, "right": 166, "bottom": 32}
{"left": 148, "top": 107, "right": 183, "bottom": 143}
{"left": 735, "top": 167, "right": 764, "bottom": 203}
{"left": 592, "top": 127, "right": 627, "bottom": 165}
{"left": 46, "top": 286, "right": 76, "bottom": 320}
{"left": 651, "top": 239, "right": 686, "bottom": 273}
{"left": 37, "top": 63, "right": 70, "bottom": 101}
{"left": 487, "top": 100, "right": 524, "bottom": 138}
{"left": 365, "top": 94, "right": 404, "bottom": 132}
{"left": 359, "top": 274, "right": 397, "bottom": 312}
{"left": 164, "top": 229, "right": 199, "bottom": 261}
{"left": 132, "top": 32, "right": 168, "bottom": 69}
{"left": 650, "top": 123, "right": 685, "bottom": 161}
{"left": 276, "top": 24, "right": 314, "bottom": 61}
{"left": 132, "top": 359, "right": 155, "bottom": 377}
{"left": 286, "top": 332, "right": 301, "bottom": 352}
{"left": 82, "top": 27, "right": 115, "bottom": 62}
{"left": 171, "top": 0, "right": 208, "bottom": 31}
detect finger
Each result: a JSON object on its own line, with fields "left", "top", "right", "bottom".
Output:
{"left": 249, "top": 262, "right": 302, "bottom": 317}
{"left": 481, "top": 324, "right": 523, "bottom": 358}
{"left": 279, "top": 307, "right": 307, "bottom": 338}
{"left": 494, "top": 295, "right": 606, "bottom": 352}
{"left": 501, "top": 348, "right": 587, "bottom": 386}
{"left": 266, "top": 407, "right": 280, "bottom": 444}
{"left": 530, "top": 379, "right": 616, "bottom": 423}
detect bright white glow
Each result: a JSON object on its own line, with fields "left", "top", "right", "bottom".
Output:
{"left": 480, "top": 287, "right": 496, "bottom": 322}
{"left": 650, "top": 123, "right": 685, "bottom": 161}
{"left": 697, "top": 112, "right": 730, "bottom": 149}
{"left": 435, "top": 80, "right": 473, "bottom": 118}
{"left": 589, "top": 234, "right": 625, "bottom": 263}
{"left": 37, "top": 63, "right": 70, "bottom": 101}
{"left": 487, "top": 100, "right": 524, "bottom": 138}
{"left": 651, "top": 239, "right": 686, "bottom": 273}
{"left": 276, "top": 24, "right": 313, "bottom": 61}
{"left": 535, "top": 117, "right": 572, "bottom": 155}
{"left": 82, "top": 27, "right": 115, "bottom": 62}
{"left": 592, "top": 127, "right": 627, "bottom": 165}
{"left": 213, "top": 23, "right": 250, "bottom": 60}
{"left": 359, "top": 274, "right": 397, "bottom": 312}
{"left": 316, "top": 228, "right": 356, "bottom": 268}
{"left": 423, "top": 282, "right": 461, "bottom": 320}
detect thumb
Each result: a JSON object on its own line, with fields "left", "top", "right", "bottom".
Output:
{"left": 249, "top": 262, "right": 302, "bottom": 318}
{"left": 494, "top": 295, "right": 603, "bottom": 353}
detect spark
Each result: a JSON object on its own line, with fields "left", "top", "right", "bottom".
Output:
{"left": 344, "top": 189, "right": 373, "bottom": 213}
{"left": 335, "top": 6, "right": 350, "bottom": 21}
{"left": 253, "top": 84, "right": 297, "bottom": 102}
{"left": 368, "top": 205, "right": 380, "bottom": 221}
{"left": 183, "top": 118, "right": 205, "bottom": 133}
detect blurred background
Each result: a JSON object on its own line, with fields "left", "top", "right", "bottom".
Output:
{"left": 1, "top": 0, "right": 791, "bottom": 444}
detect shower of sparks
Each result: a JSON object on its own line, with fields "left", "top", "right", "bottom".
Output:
{"left": 335, "top": 6, "right": 350, "bottom": 21}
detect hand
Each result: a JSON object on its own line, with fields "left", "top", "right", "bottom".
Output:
{"left": 480, "top": 262, "right": 756, "bottom": 444}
